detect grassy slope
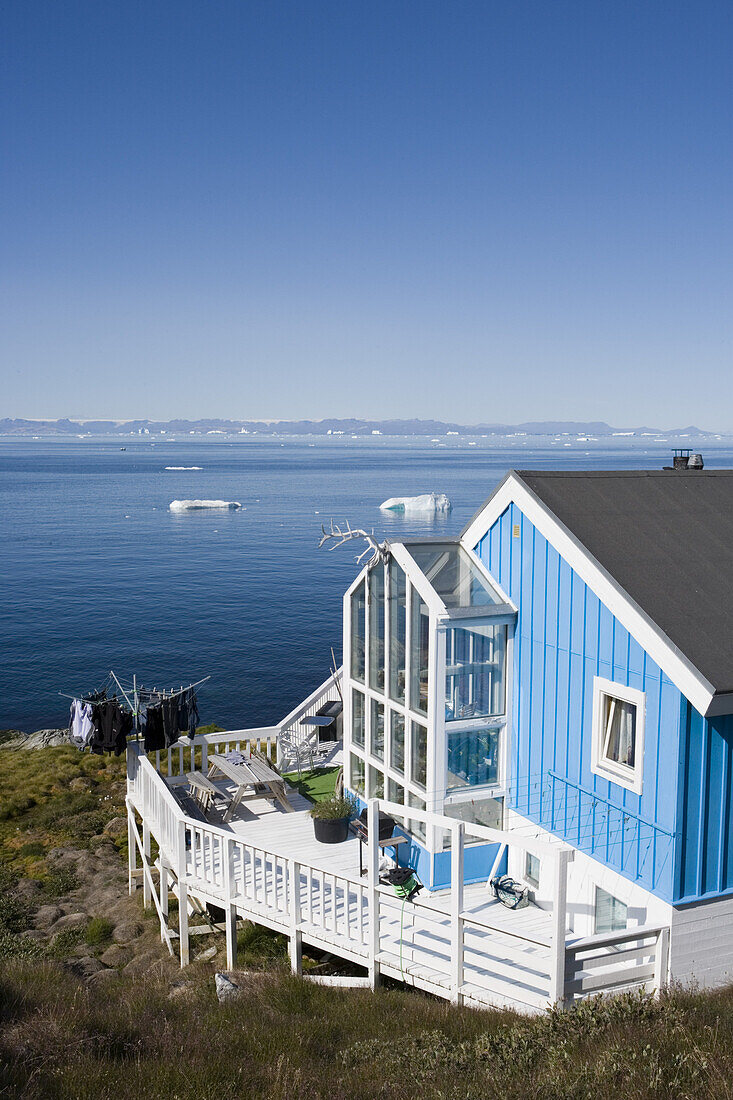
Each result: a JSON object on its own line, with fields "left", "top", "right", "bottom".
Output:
{"left": 2, "top": 749, "right": 733, "bottom": 1098}
{"left": 2, "top": 965, "right": 733, "bottom": 1099}
{"left": 0, "top": 744, "right": 128, "bottom": 872}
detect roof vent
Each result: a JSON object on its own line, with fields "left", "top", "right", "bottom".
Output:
{"left": 668, "top": 449, "right": 690, "bottom": 470}
{"left": 664, "top": 449, "right": 704, "bottom": 471}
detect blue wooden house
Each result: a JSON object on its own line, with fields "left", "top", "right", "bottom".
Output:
{"left": 342, "top": 464, "right": 733, "bottom": 989}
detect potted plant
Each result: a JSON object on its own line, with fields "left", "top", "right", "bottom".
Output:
{"left": 310, "top": 792, "right": 358, "bottom": 844}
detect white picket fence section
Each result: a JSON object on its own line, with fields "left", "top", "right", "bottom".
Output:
{"left": 126, "top": 743, "right": 670, "bottom": 1010}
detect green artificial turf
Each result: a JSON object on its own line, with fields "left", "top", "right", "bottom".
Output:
{"left": 282, "top": 766, "right": 340, "bottom": 804}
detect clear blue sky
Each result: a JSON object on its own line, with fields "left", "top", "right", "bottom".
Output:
{"left": 1, "top": 1, "right": 731, "bottom": 426}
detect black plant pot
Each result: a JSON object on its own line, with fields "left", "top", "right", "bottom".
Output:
{"left": 313, "top": 815, "right": 350, "bottom": 844}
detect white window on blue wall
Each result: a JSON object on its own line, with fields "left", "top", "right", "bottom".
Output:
{"left": 594, "top": 887, "right": 627, "bottom": 934}
{"left": 591, "top": 677, "right": 645, "bottom": 796}
{"left": 525, "top": 851, "right": 541, "bottom": 886}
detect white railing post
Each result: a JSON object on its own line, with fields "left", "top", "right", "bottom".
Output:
{"left": 653, "top": 926, "right": 670, "bottom": 995}
{"left": 367, "top": 800, "right": 381, "bottom": 990}
{"left": 222, "top": 836, "right": 238, "bottom": 970}
{"left": 288, "top": 858, "right": 303, "bottom": 975}
{"left": 176, "top": 818, "right": 189, "bottom": 967}
{"left": 550, "top": 848, "right": 572, "bottom": 1007}
{"left": 450, "top": 821, "right": 465, "bottom": 1004}
{"left": 159, "top": 861, "right": 169, "bottom": 944}
{"left": 127, "top": 803, "right": 138, "bottom": 895}
{"left": 142, "top": 821, "right": 151, "bottom": 909}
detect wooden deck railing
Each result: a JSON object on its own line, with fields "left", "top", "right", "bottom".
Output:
{"left": 564, "top": 924, "right": 670, "bottom": 1003}
{"left": 275, "top": 669, "right": 343, "bottom": 769}
{"left": 144, "top": 669, "right": 343, "bottom": 778}
{"left": 153, "top": 727, "right": 281, "bottom": 778}
{"left": 126, "top": 744, "right": 670, "bottom": 1009}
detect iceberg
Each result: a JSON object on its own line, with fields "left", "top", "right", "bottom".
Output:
{"left": 169, "top": 499, "right": 241, "bottom": 512}
{"left": 164, "top": 466, "right": 203, "bottom": 470}
{"left": 379, "top": 492, "right": 452, "bottom": 514}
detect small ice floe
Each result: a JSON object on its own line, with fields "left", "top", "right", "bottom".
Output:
{"left": 380, "top": 492, "right": 452, "bottom": 514}
{"left": 169, "top": 500, "right": 241, "bottom": 512}
{"left": 164, "top": 466, "right": 203, "bottom": 471}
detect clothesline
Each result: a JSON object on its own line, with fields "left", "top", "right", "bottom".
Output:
{"left": 64, "top": 670, "right": 210, "bottom": 755}
{"left": 59, "top": 672, "right": 210, "bottom": 713}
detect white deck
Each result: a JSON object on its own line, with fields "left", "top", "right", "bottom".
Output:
{"left": 159, "top": 772, "right": 557, "bottom": 1010}
{"left": 128, "top": 734, "right": 670, "bottom": 1013}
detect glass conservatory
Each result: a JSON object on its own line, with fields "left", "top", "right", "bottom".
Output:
{"left": 343, "top": 538, "right": 516, "bottom": 879}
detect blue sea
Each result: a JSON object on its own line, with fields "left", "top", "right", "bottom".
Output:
{"left": 2, "top": 436, "right": 731, "bottom": 733}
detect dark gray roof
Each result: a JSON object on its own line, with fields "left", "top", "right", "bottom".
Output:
{"left": 513, "top": 470, "right": 733, "bottom": 696}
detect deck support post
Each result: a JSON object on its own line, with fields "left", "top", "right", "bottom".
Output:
{"left": 159, "top": 862, "right": 169, "bottom": 943}
{"left": 450, "top": 822, "right": 465, "bottom": 1004}
{"left": 127, "top": 805, "right": 138, "bottom": 896}
{"left": 653, "top": 926, "right": 670, "bottom": 996}
{"left": 288, "top": 859, "right": 303, "bottom": 976}
{"left": 289, "top": 930, "right": 303, "bottom": 976}
{"left": 142, "top": 822, "right": 151, "bottom": 909}
{"left": 225, "top": 903, "right": 238, "bottom": 970}
{"left": 549, "top": 848, "right": 572, "bottom": 1007}
{"left": 178, "top": 883, "right": 190, "bottom": 967}
{"left": 367, "top": 800, "right": 381, "bottom": 990}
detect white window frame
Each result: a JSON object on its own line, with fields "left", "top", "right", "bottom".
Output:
{"left": 525, "top": 851, "right": 540, "bottom": 887}
{"left": 590, "top": 676, "right": 645, "bottom": 795}
{"left": 594, "top": 885, "right": 628, "bottom": 934}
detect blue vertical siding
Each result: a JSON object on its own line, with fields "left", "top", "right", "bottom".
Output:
{"left": 677, "top": 707, "right": 733, "bottom": 902}
{"left": 476, "top": 503, "right": 681, "bottom": 901}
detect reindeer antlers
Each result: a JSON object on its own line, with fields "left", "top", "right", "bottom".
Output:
{"left": 318, "top": 519, "right": 390, "bottom": 568}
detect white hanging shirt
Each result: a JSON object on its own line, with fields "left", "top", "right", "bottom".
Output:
{"left": 69, "top": 699, "right": 94, "bottom": 749}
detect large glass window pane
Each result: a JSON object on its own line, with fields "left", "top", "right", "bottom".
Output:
{"left": 369, "top": 566, "right": 385, "bottom": 691}
{"left": 408, "top": 792, "right": 426, "bottom": 843}
{"left": 409, "top": 592, "right": 429, "bottom": 716}
{"left": 370, "top": 700, "right": 384, "bottom": 761}
{"left": 350, "top": 580, "right": 366, "bottom": 683}
{"left": 368, "top": 765, "right": 384, "bottom": 799}
{"left": 411, "top": 720, "right": 427, "bottom": 789}
{"left": 390, "top": 712, "right": 405, "bottom": 774}
{"left": 444, "top": 795, "right": 503, "bottom": 830}
{"left": 446, "top": 726, "right": 501, "bottom": 789}
{"left": 387, "top": 777, "right": 405, "bottom": 805}
{"left": 351, "top": 689, "right": 365, "bottom": 749}
{"left": 405, "top": 542, "right": 503, "bottom": 609}
{"left": 388, "top": 562, "right": 407, "bottom": 704}
{"left": 445, "top": 624, "right": 506, "bottom": 721}
{"left": 441, "top": 795, "right": 503, "bottom": 848}
{"left": 350, "top": 754, "right": 365, "bottom": 795}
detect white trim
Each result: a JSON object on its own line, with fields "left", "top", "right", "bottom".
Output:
{"left": 590, "top": 676, "right": 646, "bottom": 796}
{"left": 460, "top": 472, "right": 718, "bottom": 717}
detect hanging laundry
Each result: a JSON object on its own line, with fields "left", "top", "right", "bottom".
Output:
{"left": 69, "top": 699, "right": 94, "bottom": 750}
{"left": 177, "top": 688, "right": 200, "bottom": 738}
{"left": 161, "top": 695, "right": 181, "bottom": 748}
{"left": 188, "top": 689, "right": 199, "bottom": 737}
{"left": 90, "top": 699, "right": 133, "bottom": 756}
{"left": 143, "top": 704, "right": 165, "bottom": 752}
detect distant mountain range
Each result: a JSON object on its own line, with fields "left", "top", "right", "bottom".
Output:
{"left": 0, "top": 417, "right": 723, "bottom": 439}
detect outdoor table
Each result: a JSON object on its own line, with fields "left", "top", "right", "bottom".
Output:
{"left": 207, "top": 752, "right": 294, "bottom": 821}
